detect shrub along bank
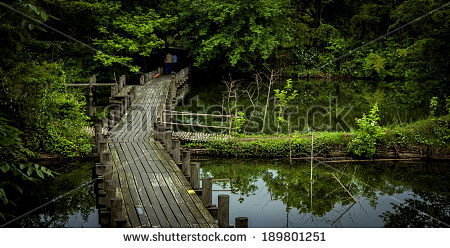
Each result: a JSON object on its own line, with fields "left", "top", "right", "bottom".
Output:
{"left": 183, "top": 115, "right": 450, "bottom": 160}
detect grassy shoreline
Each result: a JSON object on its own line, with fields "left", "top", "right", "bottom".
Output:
{"left": 183, "top": 115, "right": 450, "bottom": 160}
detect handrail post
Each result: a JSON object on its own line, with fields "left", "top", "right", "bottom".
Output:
{"left": 235, "top": 217, "right": 248, "bottom": 228}
{"left": 190, "top": 162, "right": 200, "bottom": 189}
{"left": 202, "top": 177, "right": 212, "bottom": 207}
{"left": 172, "top": 139, "right": 181, "bottom": 164}
{"left": 181, "top": 150, "right": 191, "bottom": 177}
{"left": 218, "top": 194, "right": 230, "bottom": 228}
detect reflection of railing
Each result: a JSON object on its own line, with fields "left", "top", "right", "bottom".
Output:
{"left": 160, "top": 110, "right": 234, "bottom": 134}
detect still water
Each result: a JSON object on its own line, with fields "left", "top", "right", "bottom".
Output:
{"left": 199, "top": 158, "right": 450, "bottom": 228}
{"left": 3, "top": 157, "right": 448, "bottom": 228}
{"left": 2, "top": 160, "right": 99, "bottom": 228}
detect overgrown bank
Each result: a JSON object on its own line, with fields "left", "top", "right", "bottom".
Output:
{"left": 183, "top": 115, "right": 450, "bottom": 160}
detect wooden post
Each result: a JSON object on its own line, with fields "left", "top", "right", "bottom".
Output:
{"left": 129, "top": 87, "right": 135, "bottom": 102}
{"left": 120, "top": 99, "right": 126, "bottom": 117}
{"left": 119, "top": 75, "right": 126, "bottom": 91}
{"left": 88, "top": 75, "right": 96, "bottom": 117}
{"left": 88, "top": 91, "right": 95, "bottom": 117}
{"left": 182, "top": 150, "right": 191, "bottom": 177}
{"left": 100, "top": 151, "right": 111, "bottom": 165}
{"left": 202, "top": 177, "right": 212, "bottom": 207}
{"left": 96, "top": 132, "right": 105, "bottom": 146}
{"left": 95, "top": 163, "right": 106, "bottom": 178}
{"left": 151, "top": 72, "right": 156, "bottom": 80}
{"left": 108, "top": 108, "right": 118, "bottom": 128}
{"left": 155, "top": 123, "right": 164, "bottom": 141}
{"left": 164, "top": 109, "right": 172, "bottom": 123}
{"left": 115, "top": 219, "right": 128, "bottom": 228}
{"left": 124, "top": 95, "right": 130, "bottom": 111}
{"left": 172, "top": 139, "right": 181, "bottom": 164}
{"left": 102, "top": 117, "right": 109, "bottom": 130}
{"left": 235, "top": 217, "right": 248, "bottom": 228}
{"left": 218, "top": 194, "right": 230, "bottom": 228}
{"left": 95, "top": 173, "right": 105, "bottom": 194}
{"left": 110, "top": 198, "right": 123, "bottom": 228}
{"left": 105, "top": 179, "right": 116, "bottom": 209}
{"left": 99, "top": 208, "right": 111, "bottom": 227}
{"left": 190, "top": 162, "right": 200, "bottom": 189}
{"left": 111, "top": 84, "right": 117, "bottom": 97}
{"left": 97, "top": 140, "right": 107, "bottom": 154}
{"left": 163, "top": 130, "right": 173, "bottom": 153}
{"left": 103, "top": 163, "right": 112, "bottom": 182}
{"left": 94, "top": 124, "right": 102, "bottom": 143}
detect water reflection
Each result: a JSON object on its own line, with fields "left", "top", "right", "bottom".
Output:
{"left": 1, "top": 161, "right": 99, "bottom": 228}
{"left": 200, "top": 158, "right": 450, "bottom": 227}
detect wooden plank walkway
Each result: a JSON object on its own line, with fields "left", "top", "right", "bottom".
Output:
{"left": 106, "top": 75, "right": 217, "bottom": 227}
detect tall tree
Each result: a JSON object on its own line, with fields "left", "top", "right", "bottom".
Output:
{"left": 176, "top": 0, "right": 293, "bottom": 71}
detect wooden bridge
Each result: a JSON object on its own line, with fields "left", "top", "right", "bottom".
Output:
{"left": 93, "top": 68, "right": 220, "bottom": 228}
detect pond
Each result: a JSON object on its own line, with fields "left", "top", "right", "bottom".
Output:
{"left": 175, "top": 75, "right": 432, "bottom": 133}
{"left": 1, "top": 160, "right": 99, "bottom": 228}
{"left": 198, "top": 157, "right": 450, "bottom": 228}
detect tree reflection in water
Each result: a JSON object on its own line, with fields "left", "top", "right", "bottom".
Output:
{"left": 200, "top": 158, "right": 450, "bottom": 227}
{"left": 1, "top": 161, "right": 99, "bottom": 228}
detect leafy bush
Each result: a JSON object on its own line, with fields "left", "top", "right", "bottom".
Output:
{"left": 348, "top": 104, "right": 385, "bottom": 159}
{"left": 1, "top": 62, "right": 92, "bottom": 157}
{"left": 0, "top": 118, "right": 53, "bottom": 218}
{"left": 430, "top": 97, "right": 438, "bottom": 117}
{"left": 231, "top": 111, "right": 246, "bottom": 134}
{"left": 184, "top": 114, "right": 449, "bottom": 159}
{"left": 274, "top": 79, "right": 298, "bottom": 133}
{"left": 382, "top": 115, "right": 450, "bottom": 151}
{"left": 185, "top": 132, "right": 352, "bottom": 158}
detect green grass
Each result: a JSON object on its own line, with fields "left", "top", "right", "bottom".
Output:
{"left": 183, "top": 115, "right": 450, "bottom": 159}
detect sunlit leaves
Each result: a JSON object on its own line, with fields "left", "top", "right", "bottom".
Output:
{"left": 93, "top": 4, "right": 175, "bottom": 71}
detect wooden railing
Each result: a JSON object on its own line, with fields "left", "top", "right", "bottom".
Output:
{"left": 160, "top": 110, "right": 234, "bottom": 131}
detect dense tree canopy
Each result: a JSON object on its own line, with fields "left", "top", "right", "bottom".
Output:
{"left": 176, "top": 0, "right": 292, "bottom": 70}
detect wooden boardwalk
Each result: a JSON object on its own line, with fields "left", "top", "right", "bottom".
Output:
{"left": 105, "top": 75, "right": 217, "bottom": 228}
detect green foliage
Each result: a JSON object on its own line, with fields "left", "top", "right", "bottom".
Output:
{"left": 186, "top": 132, "right": 352, "bottom": 158}
{"left": 350, "top": 3, "right": 391, "bottom": 41}
{"left": 430, "top": 97, "right": 439, "bottom": 117}
{"left": 382, "top": 115, "right": 450, "bottom": 152}
{"left": 177, "top": 0, "right": 292, "bottom": 70}
{"left": 447, "top": 98, "right": 450, "bottom": 115}
{"left": 185, "top": 114, "right": 449, "bottom": 160}
{"left": 347, "top": 104, "right": 385, "bottom": 159}
{"left": 1, "top": 62, "right": 92, "bottom": 157}
{"left": 231, "top": 111, "right": 247, "bottom": 134}
{"left": 0, "top": 118, "right": 53, "bottom": 212}
{"left": 274, "top": 79, "right": 298, "bottom": 132}
{"left": 93, "top": 5, "right": 176, "bottom": 72}
{"left": 363, "top": 53, "right": 386, "bottom": 78}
